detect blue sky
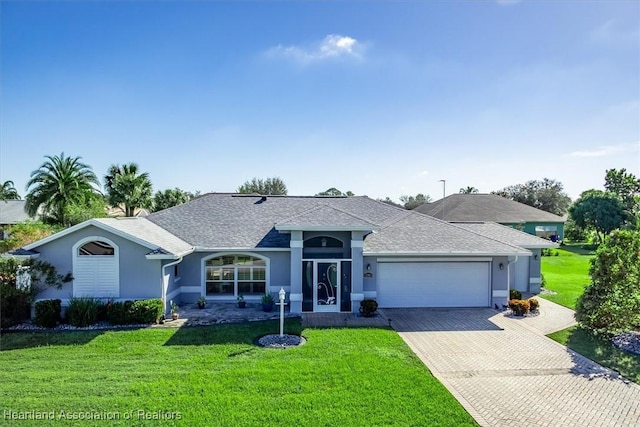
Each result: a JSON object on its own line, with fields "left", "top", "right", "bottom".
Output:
{"left": 1, "top": 1, "right": 638, "bottom": 202}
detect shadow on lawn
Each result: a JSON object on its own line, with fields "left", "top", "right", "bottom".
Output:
{"left": 0, "top": 330, "right": 106, "bottom": 351}
{"left": 563, "top": 327, "right": 640, "bottom": 384}
{"left": 163, "top": 318, "right": 303, "bottom": 346}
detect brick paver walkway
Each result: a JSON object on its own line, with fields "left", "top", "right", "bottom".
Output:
{"left": 383, "top": 307, "right": 640, "bottom": 426}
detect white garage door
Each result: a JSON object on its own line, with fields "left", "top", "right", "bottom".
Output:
{"left": 377, "top": 262, "right": 490, "bottom": 308}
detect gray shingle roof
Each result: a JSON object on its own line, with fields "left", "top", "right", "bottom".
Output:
{"left": 276, "top": 204, "right": 378, "bottom": 230}
{"left": 414, "top": 194, "right": 565, "bottom": 223}
{"left": 364, "top": 213, "right": 531, "bottom": 255}
{"left": 93, "top": 218, "right": 193, "bottom": 256}
{"left": 147, "top": 194, "right": 403, "bottom": 248}
{"left": 451, "top": 222, "right": 557, "bottom": 248}
{"left": 0, "top": 200, "right": 33, "bottom": 225}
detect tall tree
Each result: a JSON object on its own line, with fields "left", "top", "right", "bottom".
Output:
{"left": 493, "top": 178, "right": 571, "bottom": 215}
{"left": 568, "top": 190, "right": 625, "bottom": 243}
{"left": 604, "top": 168, "right": 640, "bottom": 224}
{"left": 104, "top": 163, "right": 153, "bottom": 217}
{"left": 0, "top": 180, "right": 21, "bottom": 200}
{"left": 152, "top": 188, "right": 194, "bottom": 212}
{"left": 459, "top": 186, "right": 479, "bottom": 194}
{"left": 25, "top": 153, "right": 100, "bottom": 225}
{"left": 399, "top": 193, "right": 432, "bottom": 210}
{"left": 316, "top": 188, "right": 354, "bottom": 196}
{"left": 237, "top": 177, "right": 287, "bottom": 195}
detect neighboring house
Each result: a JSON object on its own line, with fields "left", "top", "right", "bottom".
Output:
{"left": 452, "top": 222, "right": 556, "bottom": 293}
{"left": 414, "top": 194, "right": 566, "bottom": 241}
{"left": 17, "top": 194, "right": 541, "bottom": 314}
{"left": 0, "top": 200, "right": 33, "bottom": 240}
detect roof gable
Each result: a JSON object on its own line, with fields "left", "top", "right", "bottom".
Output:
{"left": 275, "top": 204, "right": 378, "bottom": 231}
{"left": 451, "top": 222, "right": 558, "bottom": 249}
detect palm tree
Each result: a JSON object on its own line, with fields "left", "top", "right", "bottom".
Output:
{"left": 25, "top": 153, "right": 100, "bottom": 225}
{"left": 0, "top": 180, "right": 21, "bottom": 200}
{"left": 459, "top": 186, "right": 479, "bottom": 194}
{"left": 104, "top": 163, "right": 153, "bottom": 217}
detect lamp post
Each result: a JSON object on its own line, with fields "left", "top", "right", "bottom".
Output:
{"left": 439, "top": 179, "right": 446, "bottom": 220}
{"left": 278, "top": 287, "right": 287, "bottom": 337}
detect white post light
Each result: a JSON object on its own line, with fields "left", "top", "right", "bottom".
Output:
{"left": 278, "top": 287, "right": 287, "bottom": 338}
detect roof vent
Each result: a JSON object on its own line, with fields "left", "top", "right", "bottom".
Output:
{"left": 261, "top": 196, "right": 267, "bottom": 202}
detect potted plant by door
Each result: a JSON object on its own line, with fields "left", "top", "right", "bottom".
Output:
{"left": 237, "top": 294, "right": 246, "bottom": 309}
{"left": 170, "top": 300, "right": 179, "bottom": 320}
{"left": 197, "top": 296, "right": 206, "bottom": 309}
{"left": 261, "top": 293, "right": 275, "bottom": 312}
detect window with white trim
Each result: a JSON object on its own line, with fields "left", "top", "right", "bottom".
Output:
{"left": 205, "top": 255, "right": 266, "bottom": 296}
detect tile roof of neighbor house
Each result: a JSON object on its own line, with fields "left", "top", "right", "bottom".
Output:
{"left": 0, "top": 200, "right": 32, "bottom": 225}
{"left": 451, "top": 222, "right": 557, "bottom": 248}
{"left": 414, "top": 194, "right": 565, "bottom": 223}
{"left": 145, "top": 193, "right": 529, "bottom": 255}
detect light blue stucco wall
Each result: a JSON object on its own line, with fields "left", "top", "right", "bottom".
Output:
{"left": 32, "top": 225, "right": 162, "bottom": 303}
{"left": 491, "top": 256, "right": 510, "bottom": 308}
{"left": 175, "top": 250, "right": 291, "bottom": 303}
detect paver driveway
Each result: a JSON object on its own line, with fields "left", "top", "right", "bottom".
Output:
{"left": 383, "top": 307, "right": 640, "bottom": 426}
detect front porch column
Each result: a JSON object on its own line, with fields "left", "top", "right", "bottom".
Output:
{"left": 289, "top": 231, "right": 303, "bottom": 314}
{"left": 351, "top": 236, "right": 364, "bottom": 312}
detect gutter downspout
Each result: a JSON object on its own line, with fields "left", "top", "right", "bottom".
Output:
{"left": 506, "top": 256, "right": 518, "bottom": 298}
{"left": 162, "top": 257, "right": 183, "bottom": 315}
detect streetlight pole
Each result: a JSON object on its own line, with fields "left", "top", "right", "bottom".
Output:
{"left": 439, "top": 179, "right": 446, "bottom": 220}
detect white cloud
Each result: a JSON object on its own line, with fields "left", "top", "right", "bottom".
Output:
{"left": 265, "top": 34, "right": 365, "bottom": 64}
{"left": 569, "top": 142, "right": 639, "bottom": 158}
{"left": 590, "top": 19, "right": 640, "bottom": 49}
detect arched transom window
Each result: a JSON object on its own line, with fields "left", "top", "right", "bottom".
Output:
{"left": 78, "top": 240, "right": 115, "bottom": 256}
{"left": 205, "top": 255, "right": 266, "bottom": 296}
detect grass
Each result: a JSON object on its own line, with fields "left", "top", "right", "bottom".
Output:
{"left": 548, "top": 326, "right": 640, "bottom": 384}
{"left": 0, "top": 320, "right": 476, "bottom": 426}
{"left": 539, "top": 243, "right": 595, "bottom": 309}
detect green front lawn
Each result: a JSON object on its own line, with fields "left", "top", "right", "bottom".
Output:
{"left": 0, "top": 321, "right": 476, "bottom": 426}
{"left": 540, "top": 244, "right": 595, "bottom": 309}
{"left": 548, "top": 326, "right": 640, "bottom": 384}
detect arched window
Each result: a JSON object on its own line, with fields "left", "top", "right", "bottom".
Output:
{"left": 204, "top": 254, "right": 267, "bottom": 297}
{"left": 78, "top": 240, "right": 115, "bottom": 256}
{"left": 72, "top": 237, "right": 119, "bottom": 298}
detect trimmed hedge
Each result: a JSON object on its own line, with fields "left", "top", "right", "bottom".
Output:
{"left": 107, "top": 299, "right": 163, "bottom": 325}
{"left": 528, "top": 298, "right": 540, "bottom": 311}
{"left": 34, "top": 299, "right": 61, "bottom": 328}
{"left": 509, "top": 289, "right": 522, "bottom": 300}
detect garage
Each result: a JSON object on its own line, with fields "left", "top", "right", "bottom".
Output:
{"left": 376, "top": 261, "right": 490, "bottom": 308}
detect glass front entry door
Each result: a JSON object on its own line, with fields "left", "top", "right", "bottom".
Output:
{"left": 315, "top": 262, "right": 340, "bottom": 312}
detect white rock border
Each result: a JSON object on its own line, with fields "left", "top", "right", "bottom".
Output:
{"left": 256, "top": 334, "right": 306, "bottom": 349}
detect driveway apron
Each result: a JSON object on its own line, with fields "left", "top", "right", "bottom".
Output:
{"left": 383, "top": 305, "right": 640, "bottom": 426}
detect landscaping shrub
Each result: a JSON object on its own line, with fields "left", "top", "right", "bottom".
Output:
{"left": 106, "top": 299, "right": 163, "bottom": 325}
{"left": 528, "top": 298, "right": 540, "bottom": 312}
{"left": 575, "top": 229, "right": 640, "bottom": 334}
{"left": 131, "top": 299, "right": 163, "bottom": 323}
{"left": 34, "top": 299, "right": 61, "bottom": 327}
{"left": 509, "top": 289, "right": 522, "bottom": 300}
{"left": 0, "top": 280, "right": 32, "bottom": 328}
{"left": 107, "top": 300, "right": 134, "bottom": 325}
{"left": 508, "top": 299, "right": 530, "bottom": 316}
{"left": 66, "top": 297, "right": 103, "bottom": 327}
{"left": 359, "top": 299, "right": 378, "bottom": 317}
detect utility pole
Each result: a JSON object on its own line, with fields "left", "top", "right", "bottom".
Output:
{"left": 439, "top": 179, "right": 446, "bottom": 220}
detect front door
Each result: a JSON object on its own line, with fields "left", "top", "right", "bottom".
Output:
{"left": 314, "top": 262, "right": 340, "bottom": 312}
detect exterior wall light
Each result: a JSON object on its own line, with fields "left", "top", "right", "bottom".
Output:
{"left": 499, "top": 263, "right": 505, "bottom": 270}
{"left": 366, "top": 263, "right": 371, "bottom": 271}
